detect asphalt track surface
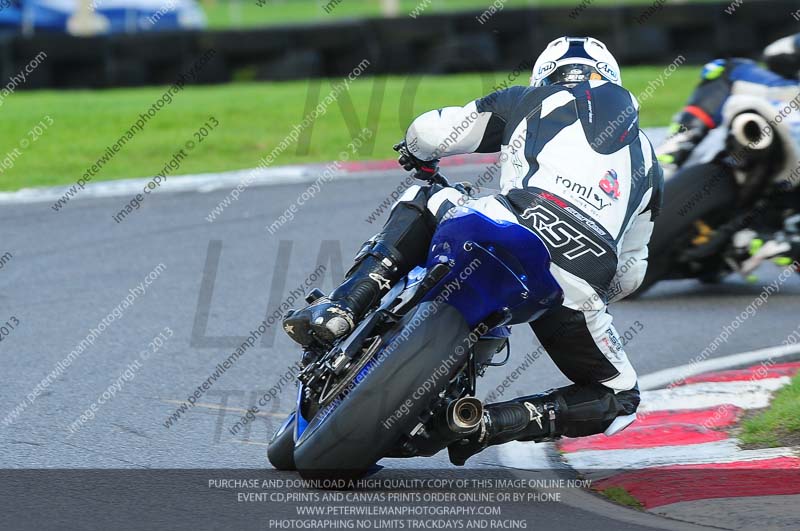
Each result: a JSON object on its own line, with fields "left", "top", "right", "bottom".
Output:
{"left": 1, "top": 163, "right": 799, "bottom": 530}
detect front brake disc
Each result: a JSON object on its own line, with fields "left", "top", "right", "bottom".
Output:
{"left": 318, "top": 336, "right": 382, "bottom": 407}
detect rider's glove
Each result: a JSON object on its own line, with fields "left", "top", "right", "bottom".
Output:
{"left": 453, "top": 181, "right": 475, "bottom": 197}
{"left": 393, "top": 141, "right": 440, "bottom": 179}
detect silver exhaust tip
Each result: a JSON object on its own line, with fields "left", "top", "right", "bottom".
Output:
{"left": 447, "top": 397, "right": 483, "bottom": 433}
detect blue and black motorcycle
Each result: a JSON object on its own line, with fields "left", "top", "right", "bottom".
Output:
{"left": 268, "top": 171, "right": 563, "bottom": 477}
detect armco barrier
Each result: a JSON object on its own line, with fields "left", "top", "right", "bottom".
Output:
{"left": 1, "top": 0, "right": 798, "bottom": 89}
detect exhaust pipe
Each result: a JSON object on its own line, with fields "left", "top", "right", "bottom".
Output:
{"left": 447, "top": 397, "right": 484, "bottom": 434}
{"left": 731, "top": 112, "right": 773, "bottom": 151}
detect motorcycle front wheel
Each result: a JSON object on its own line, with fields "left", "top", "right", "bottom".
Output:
{"left": 633, "top": 162, "right": 738, "bottom": 296}
{"left": 267, "top": 412, "right": 297, "bottom": 471}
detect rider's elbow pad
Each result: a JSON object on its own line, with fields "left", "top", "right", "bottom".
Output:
{"left": 406, "top": 103, "right": 490, "bottom": 160}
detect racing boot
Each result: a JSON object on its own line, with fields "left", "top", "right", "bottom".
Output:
{"left": 448, "top": 384, "right": 640, "bottom": 466}
{"left": 447, "top": 393, "right": 563, "bottom": 466}
{"left": 282, "top": 181, "right": 439, "bottom": 347}
{"left": 282, "top": 239, "right": 404, "bottom": 347}
{"left": 736, "top": 221, "right": 800, "bottom": 277}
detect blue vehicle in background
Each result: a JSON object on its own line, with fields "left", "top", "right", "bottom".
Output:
{"left": 268, "top": 170, "right": 564, "bottom": 478}
{"left": 0, "top": 0, "right": 205, "bottom": 34}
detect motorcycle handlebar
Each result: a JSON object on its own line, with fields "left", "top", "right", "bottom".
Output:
{"left": 426, "top": 171, "right": 450, "bottom": 188}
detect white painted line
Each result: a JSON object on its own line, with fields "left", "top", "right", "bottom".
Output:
{"left": 638, "top": 377, "right": 791, "bottom": 413}
{"left": 0, "top": 166, "right": 310, "bottom": 205}
{"left": 0, "top": 128, "right": 667, "bottom": 206}
{"left": 640, "top": 344, "right": 800, "bottom": 391}
{"left": 492, "top": 440, "right": 557, "bottom": 470}
{"left": 497, "top": 440, "right": 716, "bottom": 531}
{"left": 0, "top": 160, "right": 486, "bottom": 206}
{"left": 498, "top": 344, "right": 800, "bottom": 524}
{"left": 564, "top": 439, "right": 797, "bottom": 471}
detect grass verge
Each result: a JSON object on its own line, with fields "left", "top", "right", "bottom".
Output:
{"left": 0, "top": 66, "right": 697, "bottom": 191}
{"left": 740, "top": 372, "right": 800, "bottom": 449}
{"left": 599, "top": 486, "right": 644, "bottom": 509}
{"left": 203, "top": 0, "right": 713, "bottom": 29}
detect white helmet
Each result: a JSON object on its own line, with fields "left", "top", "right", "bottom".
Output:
{"left": 763, "top": 33, "right": 800, "bottom": 80}
{"left": 530, "top": 36, "right": 622, "bottom": 87}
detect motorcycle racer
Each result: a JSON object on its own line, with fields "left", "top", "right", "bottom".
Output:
{"left": 656, "top": 32, "right": 800, "bottom": 270}
{"left": 657, "top": 35, "right": 800, "bottom": 181}
{"left": 283, "top": 37, "right": 663, "bottom": 465}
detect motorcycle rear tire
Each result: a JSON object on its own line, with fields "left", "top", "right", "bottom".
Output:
{"left": 293, "top": 302, "right": 471, "bottom": 480}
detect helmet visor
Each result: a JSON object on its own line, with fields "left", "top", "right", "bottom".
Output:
{"left": 539, "top": 63, "right": 601, "bottom": 86}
